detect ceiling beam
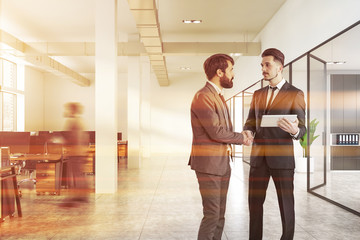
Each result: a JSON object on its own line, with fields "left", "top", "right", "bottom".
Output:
{"left": 23, "top": 41, "right": 260, "bottom": 56}
{"left": 0, "top": 30, "right": 25, "bottom": 54}
{"left": 25, "top": 55, "right": 90, "bottom": 86}
{"left": 127, "top": 0, "right": 169, "bottom": 86}
{"left": 25, "top": 42, "right": 146, "bottom": 56}
{"left": 163, "top": 42, "right": 261, "bottom": 56}
{"left": 0, "top": 30, "right": 90, "bottom": 86}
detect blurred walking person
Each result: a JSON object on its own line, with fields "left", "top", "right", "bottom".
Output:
{"left": 61, "top": 102, "right": 89, "bottom": 207}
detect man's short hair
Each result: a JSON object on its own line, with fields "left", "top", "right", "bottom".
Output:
{"left": 262, "top": 48, "right": 285, "bottom": 66}
{"left": 203, "top": 54, "right": 234, "bottom": 80}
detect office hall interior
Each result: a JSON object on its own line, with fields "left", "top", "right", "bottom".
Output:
{"left": 0, "top": 0, "right": 360, "bottom": 239}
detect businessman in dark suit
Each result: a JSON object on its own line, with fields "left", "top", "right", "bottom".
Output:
{"left": 189, "top": 53, "right": 251, "bottom": 240}
{"left": 243, "top": 48, "right": 306, "bottom": 240}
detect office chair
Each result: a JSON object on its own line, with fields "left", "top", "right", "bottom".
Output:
{"left": 17, "top": 135, "right": 45, "bottom": 197}
{"left": 17, "top": 160, "right": 37, "bottom": 197}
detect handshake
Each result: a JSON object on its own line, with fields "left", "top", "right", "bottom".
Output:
{"left": 241, "top": 130, "right": 254, "bottom": 146}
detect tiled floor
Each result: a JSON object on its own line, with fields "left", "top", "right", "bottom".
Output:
{"left": 1, "top": 156, "right": 360, "bottom": 240}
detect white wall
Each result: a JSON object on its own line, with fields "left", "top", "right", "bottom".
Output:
{"left": 25, "top": 69, "right": 127, "bottom": 139}
{"left": 25, "top": 66, "right": 45, "bottom": 131}
{"left": 39, "top": 72, "right": 127, "bottom": 136}
{"left": 226, "top": 56, "right": 261, "bottom": 99}
{"left": 43, "top": 74, "right": 95, "bottom": 131}
{"left": 150, "top": 72, "right": 206, "bottom": 157}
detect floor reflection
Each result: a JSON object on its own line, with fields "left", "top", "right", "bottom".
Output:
{"left": 1, "top": 156, "right": 360, "bottom": 239}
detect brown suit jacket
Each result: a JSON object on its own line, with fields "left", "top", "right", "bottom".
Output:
{"left": 244, "top": 81, "right": 306, "bottom": 169}
{"left": 189, "top": 82, "right": 244, "bottom": 176}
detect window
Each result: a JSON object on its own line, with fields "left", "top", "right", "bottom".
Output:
{"left": 2, "top": 92, "right": 16, "bottom": 131}
{"left": 3, "top": 59, "right": 16, "bottom": 88}
{"left": 0, "top": 58, "right": 24, "bottom": 131}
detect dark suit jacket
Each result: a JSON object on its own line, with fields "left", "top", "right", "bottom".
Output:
{"left": 189, "top": 82, "right": 244, "bottom": 176}
{"left": 244, "top": 81, "right": 306, "bottom": 169}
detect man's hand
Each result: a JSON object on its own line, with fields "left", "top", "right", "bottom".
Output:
{"left": 242, "top": 130, "right": 254, "bottom": 146}
{"left": 278, "top": 117, "right": 299, "bottom": 135}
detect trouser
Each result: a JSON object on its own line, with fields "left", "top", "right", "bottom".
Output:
{"left": 196, "top": 168, "right": 231, "bottom": 240}
{"left": 248, "top": 161, "right": 295, "bottom": 240}
{"left": 67, "top": 155, "right": 89, "bottom": 199}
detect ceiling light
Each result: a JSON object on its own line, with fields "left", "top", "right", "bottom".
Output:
{"left": 230, "top": 53, "right": 242, "bottom": 57}
{"left": 180, "top": 67, "right": 191, "bottom": 70}
{"left": 182, "top": 20, "right": 202, "bottom": 24}
{"left": 326, "top": 61, "right": 346, "bottom": 65}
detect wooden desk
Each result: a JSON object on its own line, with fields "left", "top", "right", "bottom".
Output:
{"left": 10, "top": 154, "right": 63, "bottom": 195}
{"left": 118, "top": 141, "right": 128, "bottom": 158}
{"left": 10, "top": 154, "right": 62, "bottom": 162}
{"left": 84, "top": 145, "right": 95, "bottom": 174}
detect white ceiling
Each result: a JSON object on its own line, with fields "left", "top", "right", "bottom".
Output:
{"left": 157, "top": 0, "right": 283, "bottom": 40}
{"left": 0, "top": 0, "right": 296, "bottom": 85}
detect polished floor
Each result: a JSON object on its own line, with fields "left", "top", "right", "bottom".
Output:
{"left": 1, "top": 156, "right": 360, "bottom": 240}
{"left": 311, "top": 171, "right": 360, "bottom": 212}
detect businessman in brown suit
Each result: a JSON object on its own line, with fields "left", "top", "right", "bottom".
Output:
{"left": 189, "top": 53, "right": 251, "bottom": 240}
{"left": 243, "top": 48, "right": 306, "bottom": 240}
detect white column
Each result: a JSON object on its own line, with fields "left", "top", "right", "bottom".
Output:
{"left": 118, "top": 72, "right": 128, "bottom": 140}
{"left": 95, "top": 0, "right": 118, "bottom": 193}
{"left": 140, "top": 57, "right": 151, "bottom": 159}
{"left": 127, "top": 56, "right": 141, "bottom": 168}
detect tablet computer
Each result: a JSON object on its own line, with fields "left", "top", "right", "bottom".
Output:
{"left": 260, "top": 114, "right": 297, "bottom": 127}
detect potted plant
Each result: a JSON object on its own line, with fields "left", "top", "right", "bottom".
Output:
{"left": 296, "top": 118, "right": 320, "bottom": 173}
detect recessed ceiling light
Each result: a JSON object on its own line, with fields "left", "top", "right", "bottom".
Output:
{"left": 326, "top": 61, "right": 346, "bottom": 65}
{"left": 180, "top": 67, "right": 191, "bottom": 70}
{"left": 182, "top": 20, "right": 202, "bottom": 24}
{"left": 230, "top": 53, "right": 242, "bottom": 57}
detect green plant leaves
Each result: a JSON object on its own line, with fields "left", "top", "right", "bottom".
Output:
{"left": 299, "top": 118, "right": 320, "bottom": 157}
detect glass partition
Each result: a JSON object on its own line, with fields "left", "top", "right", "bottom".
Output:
{"left": 308, "top": 21, "right": 360, "bottom": 215}
{"left": 228, "top": 80, "right": 262, "bottom": 163}
{"left": 308, "top": 54, "right": 327, "bottom": 191}
{"left": 289, "top": 56, "right": 308, "bottom": 176}
{"left": 282, "top": 63, "right": 290, "bottom": 82}
{"left": 229, "top": 20, "right": 360, "bottom": 216}
{"left": 241, "top": 91, "right": 254, "bottom": 164}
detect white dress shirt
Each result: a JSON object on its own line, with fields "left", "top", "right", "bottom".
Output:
{"left": 267, "top": 78, "right": 299, "bottom": 138}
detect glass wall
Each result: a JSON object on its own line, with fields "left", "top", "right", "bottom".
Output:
{"left": 308, "top": 21, "right": 360, "bottom": 215}
{"left": 288, "top": 56, "right": 308, "bottom": 175}
{"left": 308, "top": 55, "right": 327, "bottom": 190}
{"left": 229, "top": 20, "right": 360, "bottom": 216}
{"left": 228, "top": 81, "right": 262, "bottom": 163}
